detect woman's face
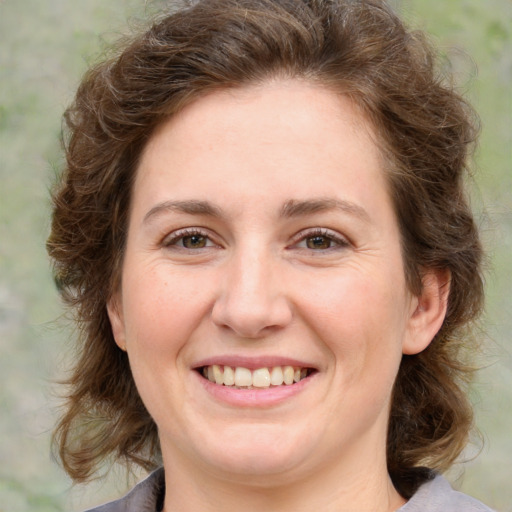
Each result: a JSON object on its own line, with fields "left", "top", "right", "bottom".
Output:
{"left": 108, "top": 80, "right": 436, "bottom": 484}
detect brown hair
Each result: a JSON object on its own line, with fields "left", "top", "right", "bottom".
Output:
{"left": 47, "top": 0, "right": 483, "bottom": 497}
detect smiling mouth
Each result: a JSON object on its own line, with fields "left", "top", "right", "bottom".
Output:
{"left": 197, "top": 365, "right": 316, "bottom": 389}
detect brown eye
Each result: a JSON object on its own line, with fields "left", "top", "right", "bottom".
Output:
{"left": 182, "top": 234, "right": 208, "bottom": 248}
{"left": 306, "top": 235, "right": 333, "bottom": 250}
{"left": 293, "top": 229, "right": 350, "bottom": 252}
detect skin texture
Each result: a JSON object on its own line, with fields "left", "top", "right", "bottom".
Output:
{"left": 108, "top": 80, "right": 449, "bottom": 512}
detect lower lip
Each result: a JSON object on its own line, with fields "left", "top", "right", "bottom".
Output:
{"left": 194, "top": 371, "right": 316, "bottom": 408}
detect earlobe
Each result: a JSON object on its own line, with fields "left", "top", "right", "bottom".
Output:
{"left": 107, "top": 294, "right": 127, "bottom": 351}
{"left": 402, "top": 269, "right": 450, "bottom": 355}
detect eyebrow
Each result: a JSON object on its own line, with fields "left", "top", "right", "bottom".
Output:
{"left": 280, "top": 198, "right": 370, "bottom": 222}
{"left": 143, "top": 200, "right": 224, "bottom": 223}
{"left": 143, "top": 197, "right": 370, "bottom": 224}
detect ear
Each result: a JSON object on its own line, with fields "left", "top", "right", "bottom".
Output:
{"left": 107, "top": 293, "right": 127, "bottom": 352}
{"left": 402, "top": 269, "right": 450, "bottom": 355}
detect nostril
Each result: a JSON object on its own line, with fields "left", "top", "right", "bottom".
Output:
{"left": 210, "top": 269, "right": 293, "bottom": 338}
{"left": 211, "top": 300, "right": 293, "bottom": 339}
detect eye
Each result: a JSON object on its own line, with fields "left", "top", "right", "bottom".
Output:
{"left": 163, "top": 229, "right": 216, "bottom": 250}
{"left": 293, "top": 228, "right": 350, "bottom": 251}
{"left": 305, "top": 235, "right": 335, "bottom": 250}
{"left": 181, "top": 233, "right": 209, "bottom": 249}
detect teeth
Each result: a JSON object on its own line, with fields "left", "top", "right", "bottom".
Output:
{"left": 252, "top": 368, "right": 271, "bottom": 388}
{"left": 202, "top": 364, "right": 311, "bottom": 388}
{"left": 212, "top": 364, "right": 223, "bottom": 385}
{"left": 283, "top": 365, "right": 294, "bottom": 385}
{"left": 223, "top": 365, "right": 235, "bottom": 386}
{"left": 270, "top": 366, "right": 284, "bottom": 386}
{"left": 234, "top": 367, "right": 252, "bottom": 387}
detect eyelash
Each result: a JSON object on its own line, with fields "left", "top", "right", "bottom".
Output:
{"left": 290, "top": 228, "right": 350, "bottom": 251}
{"left": 162, "top": 227, "right": 349, "bottom": 252}
{"left": 162, "top": 228, "right": 217, "bottom": 250}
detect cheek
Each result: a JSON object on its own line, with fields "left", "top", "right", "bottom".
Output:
{"left": 121, "top": 265, "right": 214, "bottom": 356}
{"left": 119, "top": 265, "right": 216, "bottom": 417}
{"left": 297, "top": 268, "right": 408, "bottom": 373}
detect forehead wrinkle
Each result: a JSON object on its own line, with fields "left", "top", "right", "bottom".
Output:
{"left": 280, "top": 198, "right": 370, "bottom": 223}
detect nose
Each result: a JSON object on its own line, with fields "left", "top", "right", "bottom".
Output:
{"left": 211, "top": 249, "right": 293, "bottom": 338}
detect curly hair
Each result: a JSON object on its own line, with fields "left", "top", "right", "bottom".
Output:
{"left": 47, "top": 0, "right": 483, "bottom": 498}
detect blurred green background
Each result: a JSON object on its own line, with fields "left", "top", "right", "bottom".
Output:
{"left": 0, "top": 0, "right": 510, "bottom": 510}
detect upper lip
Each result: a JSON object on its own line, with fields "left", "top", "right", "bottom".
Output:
{"left": 193, "top": 355, "right": 317, "bottom": 371}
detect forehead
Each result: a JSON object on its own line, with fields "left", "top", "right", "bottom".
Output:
{"left": 139, "top": 80, "right": 381, "bottom": 168}
{"left": 133, "top": 79, "right": 392, "bottom": 223}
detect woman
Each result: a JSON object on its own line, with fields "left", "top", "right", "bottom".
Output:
{"left": 47, "top": 0, "right": 493, "bottom": 510}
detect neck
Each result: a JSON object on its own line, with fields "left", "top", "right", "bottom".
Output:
{"left": 161, "top": 442, "right": 406, "bottom": 512}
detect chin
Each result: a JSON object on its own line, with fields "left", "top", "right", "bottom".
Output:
{"left": 192, "top": 424, "right": 316, "bottom": 480}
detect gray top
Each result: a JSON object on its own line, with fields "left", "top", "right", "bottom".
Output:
{"left": 398, "top": 474, "right": 494, "bottom": 512}
{"left": 86, "top": 468, "right": 494, "bottom": 512}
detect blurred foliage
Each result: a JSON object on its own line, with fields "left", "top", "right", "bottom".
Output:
{"left": 1, "top": 0, "right": 510, "bottom": 510}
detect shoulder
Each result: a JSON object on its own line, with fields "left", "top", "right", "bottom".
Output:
{"left": 400, "top": 474, "right": 495, "bottom": 512}
{"left": 84, "top": 468, "right": 165, "bottom": 512}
